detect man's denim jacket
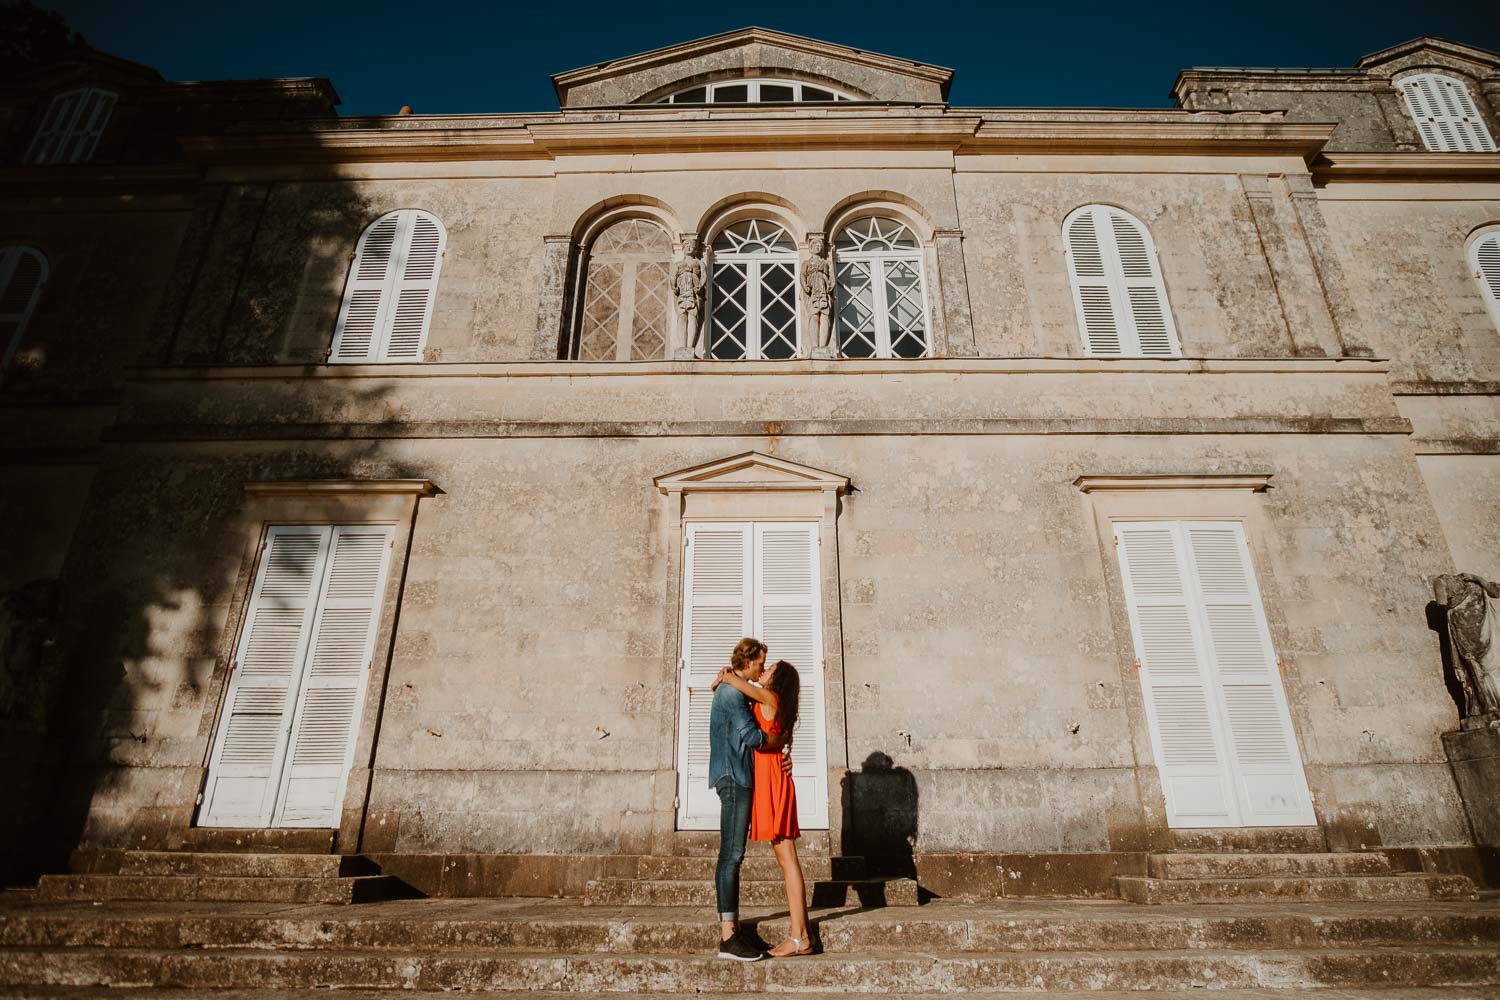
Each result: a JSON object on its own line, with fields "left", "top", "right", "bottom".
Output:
{"left": 708, "top": 682, "right": 765, "bottom": 789}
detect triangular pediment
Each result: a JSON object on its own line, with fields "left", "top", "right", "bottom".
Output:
{"left": 1356, "top": 36, "right": 1500, "bottom": 76}
{"left": 553, "top": 27, "right": 951, "bottom": 108}
{"left": 655, "top": 451, "right": 849, "bottom": 493}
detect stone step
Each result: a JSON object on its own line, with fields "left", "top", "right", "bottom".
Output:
{"left": 583, "top": 877, "right": 919, "bottom": 908}
{"left": 1117, "top": 873, "right": 1478, "bottom": 905}
{"left": 179, "top": 828, "right": 336, "bottom": 854}
{"left": 635, "top": 855, "right": 859, "bottom": 882}
{"left": 9, "top": 992, "right": 1500, "bottom": 1000}
{"left": 1147, "top": 852, "right": 1393, "bottom": 880}
{"left": 8, "top": 945, "right": 1499, "bottom": 992}
{"left": 34, "top": 874, "right": 413, "bottom": 906}
{"left": 4, "top": 901, "right": 1497, "bottom": 955}
{"left": 116, "top": 851, "right": 376, "bottom": 879}
{"left": 665, "top": 830, "right": 833, "bottom": 857}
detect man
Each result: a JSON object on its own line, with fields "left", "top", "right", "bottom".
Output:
{"left": 708, "top": 637, "right": 785, "bottom": 961}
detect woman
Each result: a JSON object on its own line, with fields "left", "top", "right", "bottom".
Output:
{"left": 713, "top": 658, "right": 812, "bottom": 957}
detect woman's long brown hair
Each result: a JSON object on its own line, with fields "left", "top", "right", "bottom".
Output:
{"left": 765, "top": 659, "right": 800, "bottom": 738}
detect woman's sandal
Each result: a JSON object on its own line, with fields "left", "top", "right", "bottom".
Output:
{"left": 770, "top": 935, "right": 814, "bottom": 957}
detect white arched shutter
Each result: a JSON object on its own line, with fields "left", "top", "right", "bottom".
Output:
{"left": 330, "top": 211, "right": 445, "bottom": 363}
{"left": 1471, "top": 231, "right": 1500, "bottom": 333}
{"left": 274, "top": 526, "right": 393, "bottom": 827}
{"left": 200, "top": 527, "right": 332, "bottom": 827}
{"left": 1065, "top": 206, "right": 1179, "bottom": 357}
{"left": 1400, "top": 74, "right": 1497, "bottom": 153}
{"left": 1115, "top": 521, "right": 1314, "bottom": 828}
{"left": 678, "top": 523, "right": 753, "bottom": 829}
{"left": 754, "top": 523, "right": 828, "bottom": 829}
{"left": 0, "top": 247, "right": 48, "bottom": 373}
{"left": 26, "top": 88, "right": 117, "bottom": 165}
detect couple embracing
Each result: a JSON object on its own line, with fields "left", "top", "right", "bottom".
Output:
{"left": 709, "top": 637, "right": 812, "bottom": 961}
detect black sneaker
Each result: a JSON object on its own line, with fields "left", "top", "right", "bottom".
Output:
{"left": 716, "top": 932, "right": 767, "bottom": 962}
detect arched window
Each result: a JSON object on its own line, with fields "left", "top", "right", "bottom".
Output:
{"left": 1063, "top": 205, "right": 1179, "bottom": 357}
{"left": 1398, "top": 74, "right": 1496, "bottom": 153}
{"left": 330, "top": 210, "right": 446, "bottom": 364}
{"left": 654, "top": 79, "right": 854, "bottom": 104}
{"left": 0, "top": 247, "right": 48, "bottom": 375}
{"left": 1471, "top": 228, "right": 1500, "bottom": 334}
{"left": 833, "top": 217, "right": 929, "bottom": 359}
{"left": 26, "top": 87, "right": 117, "bottom": 165}
{"left": 573, "top": 219, "right": 673, "bottom": 361}
{"left": 709, "top": 219, "right": 800, "bottom": 360}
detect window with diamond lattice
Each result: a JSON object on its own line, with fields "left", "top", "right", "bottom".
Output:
{"left": 833, "top": 217, "right": 930, "bottom": 359}
{"left": 709, "top": 220, "right": 801, "bottom": 360}
{"left": 574, "top": 220, "right": 673, "bottom": 361}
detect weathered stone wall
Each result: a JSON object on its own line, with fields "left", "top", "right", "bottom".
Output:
{"left": 54, "top": 362, "right": 1470, "bottom": 862}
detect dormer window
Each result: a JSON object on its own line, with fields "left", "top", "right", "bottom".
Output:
{"left": 26, "top": 87, "right": 117, "bottom": 165}
{"left": 655, "top": 79, "right": 854, "bottom": 104}
{"left": 1398, "top": 73, "right": 1496, "bottom": 153}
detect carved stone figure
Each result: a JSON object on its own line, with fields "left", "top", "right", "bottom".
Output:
{"left": 1434, "top": 572, "right": 1500, "bottom": 722}
{"left": 800, "top": 232, "right": 834, "bottom": 355}
{"left": 672, "top": 235, "right": 706, "bottom": 358}
{"left": 0, "top": 579, "right": 63, "bottom": 724}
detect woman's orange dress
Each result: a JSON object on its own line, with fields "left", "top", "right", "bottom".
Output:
{"left": 750, "top": 701, "right": 799, "bottom": 842}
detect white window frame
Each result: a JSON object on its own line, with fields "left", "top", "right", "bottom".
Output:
{"left": 330, "top": 209, "right": 446, "bottom": 364}
{"left": 26, "top": 87, "right": 117, "bottom": 165}
{"left": 1468, "top": 227, "right": 1500, "bottom": 334}
{"left": 1398, "top": 73, "right": 1497, "bottom": 153}
{"left": 656, "top": 79, "right": 854, "bottom": 104}
{"left": 708, "top": 219, "right": 802, "bottom": 361}
{"left": 0, "top": 246, "right": 48, "bottom": 374}
{"left": 833, "top": 217, "right": 931, "bottom": 359}
{"left": 1063, "top": 204, "right": 1181, "bottom": 358}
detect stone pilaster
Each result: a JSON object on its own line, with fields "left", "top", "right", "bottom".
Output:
{"left": 1238, "top": 173, "right": 1344, "bottom": 358}
{"left": 533, "top": 234, "right": 574, "bottom": 360}
{"left": 1284, "top": 173, "right": 1372, "bottom": 358}
{"left": 932, "top": 229, "right": 978, "bottom": 357}
{"left": 171, "top": 183, "right": 270, "bottom": 364}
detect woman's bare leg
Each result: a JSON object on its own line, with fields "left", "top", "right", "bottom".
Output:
{"left": 769, "top": 837, "right": 809, "bottom": 954}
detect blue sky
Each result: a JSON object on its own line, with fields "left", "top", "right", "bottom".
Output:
{"left": 48, "top": 0, "right": 1500, "bottom": 115}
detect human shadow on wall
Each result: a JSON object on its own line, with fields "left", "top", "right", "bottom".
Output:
{"left": 840, "top": 751, "right": 918, "bottom": 879}
{"left": 35, "top": 178, "right": 436, "bottom": 882}
{"left": 1426, "top": 600, "right": 1469, "bottom": 719}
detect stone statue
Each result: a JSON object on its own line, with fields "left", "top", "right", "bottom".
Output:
{"left": 0, "top": 579, "right": 63, "bottom": 724}
{"left": 672, "top": 236, "right": 706, "bottom": 359}
{"left": 1434, "top": 572, "right": 1500, "bottom": 723}
{"left": 800, "top": 233, "right": 834, "bottom": 357}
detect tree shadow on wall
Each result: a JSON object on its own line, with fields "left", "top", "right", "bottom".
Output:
{"left": 840, "top": 751, "right": 918, "bottom": 879}
{"left": 29, "top": 178, "right": 439, "bottom": 882}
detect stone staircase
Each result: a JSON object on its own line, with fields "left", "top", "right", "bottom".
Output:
{"left": 585, "top": 853, "right": 920, "bottom": 907}
{"left": 1117, "top": 851, "right": 1479, "bottom": 904}
{"left": 38, "top": 850, "right": 417, "bottom": 905}
{"left": 0, "top": 894, "right": 1497, "bottom": 993}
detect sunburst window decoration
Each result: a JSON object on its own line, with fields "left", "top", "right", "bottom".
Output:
{"left": 709, "top": 219, "right": 802, "bottom": 360}
{"left": 833, "top": 217, "right": 929, "bottom": 359}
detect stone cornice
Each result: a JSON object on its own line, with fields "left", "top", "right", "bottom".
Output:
{"left": 1312, "top": 152, "right": 1500, "bottom": 182}
{"left": 243, "top": 479, "right": 441, "bottom": 497}
{"left": 180, "top": 113, "right": 1333, "bottom": 164}
{"left": 1073, "top": 474, "right": 1273, "bottom": 493}
{"left": 130, "top": 356, "right": 1390, "bottom": 383}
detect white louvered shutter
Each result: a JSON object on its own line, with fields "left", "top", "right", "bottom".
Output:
{"left": 200, "top": 527, "right": 332, "bottom": 827}
{"left": 26, "top": 88, "right": 117, "bottom": 165}
{"left": 677, "top": 523, "right": 754, "bottom": 829}
{"left": 274, "top": 526, "right": 393, "bottom": 826}
{"left": 1400, "top": 74, "right": 1497, "bottom": 153}
{"left": 1471, "top": 232, "right": 1500, "bottom": 333}
{"left": 1116, "top": 523, "right": 1237, "bottom": 827}
{"left": 1065, "top": 206, "right": 1179, "bottom": 357}
{"left": 754, "top": 522, "right": 828, "bottom": 829}
{"left": 0, "top": 248, "right": 48, "bottom": 372}
{"left": 330, "top": 211, "right": 445, "bottom": 363}
{"left": 1184, "top": 523, "right": 1314, "bottom": 826}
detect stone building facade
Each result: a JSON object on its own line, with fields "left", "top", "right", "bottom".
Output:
{"left": 3, "top": 28, "right": 1499, "bottom": 897}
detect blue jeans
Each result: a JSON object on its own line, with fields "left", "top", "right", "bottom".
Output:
{"left": 714, "top": 777, "right": 753, "bottom": 920}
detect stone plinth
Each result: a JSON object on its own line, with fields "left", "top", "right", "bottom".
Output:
{"left": 1445, "top": 725, "right": 1500, "bottom": 848}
